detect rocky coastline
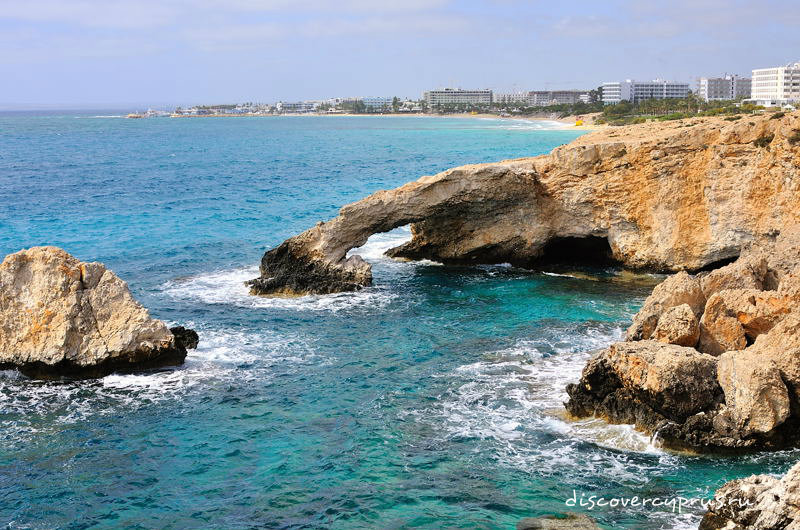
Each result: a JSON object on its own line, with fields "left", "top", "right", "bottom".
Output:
{"left": 0, "top": 246, "right": 197, "bottom": 379}
{"left": 250, "top": 112, "right": 800, "bottom": 296}
{"left": 565, "top": 226, "right": 800, "bottom": 453}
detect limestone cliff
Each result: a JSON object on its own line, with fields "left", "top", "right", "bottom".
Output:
{"left": 250, "top": 112, "right": 800, "bottom": 295}
{"left": 0, "top": 247, "right": 198, "bottom": 379}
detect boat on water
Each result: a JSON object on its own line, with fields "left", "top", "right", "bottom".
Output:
{"left": 125, "top": 113, "right": 144, "bottom": 118}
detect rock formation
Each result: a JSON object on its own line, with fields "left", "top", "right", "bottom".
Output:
{"left": 516, "top": 513, "right": 601, "bottom": 530}
{"left": 566, "top": 225, "right": 800, "bottom": 452}
{"left": 250, "top": 112, "right": 800, "bottom": 295}
{"left": 0, "top": 246, "right": 198, "bottom": 379}
{"left": 700, "top": 461, "right": 800, "bottom": 530}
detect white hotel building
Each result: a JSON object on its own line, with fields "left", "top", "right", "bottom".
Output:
{"left": 602, "top": 80, "right": 690, "bottom": 104}
{"left": 697, "top": 75, "right": 751, "bottom": 102}
{"left": 749, "top": 61, "right": 800, "bottom": 107}
{"left": 424, "top": 88, "right": 493, "bottom": 106}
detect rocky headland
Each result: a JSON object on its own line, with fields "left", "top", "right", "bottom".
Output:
{"left": 250, "top": 111, "right": 800, "bottom": 296}
{"left": 566, "top": 226, "right": 800, "bottom": 452}
{"left": 0, "top": 246, "right": 198, "bottom": 379}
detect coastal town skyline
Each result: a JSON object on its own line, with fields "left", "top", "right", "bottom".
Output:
{"left": 2, "top": 0, "right": 798, "bottom": 109}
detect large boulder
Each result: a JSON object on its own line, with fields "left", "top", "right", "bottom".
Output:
{"left": 626, "top": 272, "right": 706, "bottom": 341}
{"left": 699, "top": 255, "right": 768, "bottom": 299}
{"left": 566, "top": 341, "right": 720, "bottom": 431}
{"left": 700, "top": 461, "right": 800, "bottom": 530}
{"left": 0, "top": 247, "right": 197, "bottom": 379}
{"left": 604, "top": 341, "right": 720, "bottom": 420}
{"left": 653, "top": 303, "right": 700, "bottom": 347}
{"left": 746, "top": 313, "right": 800, "bottom": 404}
{"left": 717, "top": 350, "right": 791, "bottom": 436}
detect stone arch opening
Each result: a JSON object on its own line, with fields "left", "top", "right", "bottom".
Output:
{"left": 535, "top": 236, "right": 618, "bottom": 268}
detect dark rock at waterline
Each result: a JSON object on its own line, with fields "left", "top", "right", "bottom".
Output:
{"left": 517, "top": 513, "right": 601, "bottom": 530}
{"left": 247, "top": 237, "right": 371, "bottom": 296}
{"left": 170, "top": 326, "right": 199, "bottom": 351}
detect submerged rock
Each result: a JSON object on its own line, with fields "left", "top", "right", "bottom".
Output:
{"left": 516, "top": 513, "right": 601, "bottom": 530}
{"left": 699, "top": 461, "right": 800, "bottom": 530}
{"left": 0, "top": 246, "right": 198, "bottom": 379}
{"left": 250, "top": 112, "right": 800, "bottom": 295}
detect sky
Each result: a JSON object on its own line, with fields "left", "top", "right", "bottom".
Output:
{"left": 1, "top": 0, "right": 799, "bottom": 109}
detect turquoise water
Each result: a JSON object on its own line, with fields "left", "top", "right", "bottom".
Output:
{"left": 0, "top": 114, "right": 797, "bottom": 530}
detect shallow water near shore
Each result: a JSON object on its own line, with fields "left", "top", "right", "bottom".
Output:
{"left": 1, "top": 114, "right": 798, "bottom": 530}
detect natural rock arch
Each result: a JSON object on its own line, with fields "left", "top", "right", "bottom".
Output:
{"left": 248, "top": 112, "right": 800, "bottom": 296}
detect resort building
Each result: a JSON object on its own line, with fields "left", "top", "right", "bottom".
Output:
{"left": 527, "top": 90, "right": 589, "bottom": 106}
{"left": 749, "top": 61, "right": 800, "bottom": 107}
{"left": 494, "top": 92, "right": 529, "bottom": 105}
{"left": 276, "top": 101, "right": 317, "bottom": 113}
{"left": 362, "top": 97, "right": 393, "bottom": 111}
{"left": 697, "top": 75, "right": 751, "bottom": 101}
{"left": 424, "top": 88, "right": 493, "bottom": 107}
{"left": 602, "top": 80, "right": 690, "bottom": 104}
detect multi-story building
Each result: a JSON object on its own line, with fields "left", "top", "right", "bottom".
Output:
{"left": 494, "top": 92, "right": 529, "bottom": 105}
{"left": 527, "top": 90, "right": 589, "bottom": 106}
{"left": 749, "top": 61, "right": 800, "bottom": 107}
{"left": 362, "top": 97, "right": 393, "bottom": 111}
{"left": 697, "top": 75, "right": 751, "bottom": 101}
{"left": 602, "top": 80, "right": 690, "bottom": 104}
{"left": 424, "top": 88, "right": 493, "bottom": 107}
{"left": 276, "top": 101, "right": 317, "bottom": 113}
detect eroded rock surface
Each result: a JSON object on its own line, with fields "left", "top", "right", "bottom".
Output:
{"left": 567, "top": 225, "right": 800, "bottom": 452}
{"left": 251, "top": 112, "right": 800, "bottom": 295}
{"left": 0, "top": 246, "right": 197, "bottom": 379}
{"left": 700, "top": 461, "right": 800, "bottom": 530}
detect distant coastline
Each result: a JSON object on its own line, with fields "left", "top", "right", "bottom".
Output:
{"left": 165, "top": 111, "right": 604, "bottom": 130}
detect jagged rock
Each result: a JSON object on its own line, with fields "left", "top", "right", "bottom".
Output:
{"left": 569, "top": 224, "right": 800, "bottom": 452}
{"left": 251, "top": 113, "right": 800, "bottom": 295}
{"left": 627, "top": 272, "right": 706, "bottom": 341}
{"left": 698, "top": 310, "right": 747, "bottom": 356}
{"left": 746, "top": 313, "right": 800, "bottom": 404}
{"left": 699, "top": 255, "right": 769, "bottom": 299}
{"left": 516, "top": 513, "right": 601, "bottom": 530}
{"left": 698, "top": 289, "right": 790, "bottom": 356}
{"left": 700, "top": 461, "right": 800, "bottom": 530}
{"left": 779, "top": 273, "right": 800, "bottom": 301}
{"left": 717, "top": 350, "right": 790, "bottom": 436}
{"left": 653, "top": 303, "right": 700, "bottom": 347}
{"left": 0, "top": 247, "right": 197, "bottom": 379}
{"left": 566, "top": 341, "right": 720, "bottom": 430}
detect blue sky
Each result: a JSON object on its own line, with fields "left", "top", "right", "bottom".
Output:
{"left": 1, "top": 0, "right": 798, "bottom": 108}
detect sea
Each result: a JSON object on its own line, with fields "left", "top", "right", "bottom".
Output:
{"left": 0, "top": 113, "right": 796, "bottom": 530}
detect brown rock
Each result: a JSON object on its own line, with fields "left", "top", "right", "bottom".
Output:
{"left": 700, "top": 255, "right": 769, "bottom": 299}
{"left": 698, "top": 289, "right": 791, "bottom": 355}
{"left": 747, "top": 313, "right": 800, "bottom": 403}
{"left": 0, "top": 247, "right": 197, "bottom": 379}
{"left": 250, "top": 113, "right": 800, "bottom": 295}
{"left": 717, "top": 350, "right": 790, "bottom": 435}
{"left": 700, "top": 461, "right": 800, "bottom": 530}
{"left": 627, "top": 272, "right": 706, "bottom": 341}
{"left": 653, "top": 303, "right": 700, "bottom": 347}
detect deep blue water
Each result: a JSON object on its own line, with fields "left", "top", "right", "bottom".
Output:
{"left": 0, "top": 114, "right": 797, "bottom": 530}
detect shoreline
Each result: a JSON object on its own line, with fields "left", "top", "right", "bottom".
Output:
{"left": 166, "top": 111, "right": 605, "bottom": 130}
